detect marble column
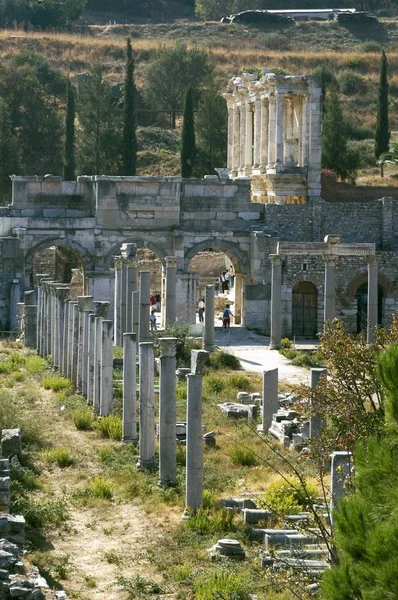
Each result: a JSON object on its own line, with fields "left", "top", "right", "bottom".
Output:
{"left": 367, "top": 255, "right": 378, "bottom": 344}
{"left": 76, "top": 296, "right": 89, "bottom": 391}
{"left": 93, "top": 301, "right": 109, "bottom": 414}
{"left": 122, "top": 332, "right": 137, "bottom": 443}
{"left": 233, "top": 105, "right": 240, "bottom": 176}
{"left": 203, "top": 285, "right": 215, "bottom": 352}
{"left": 260, "top": 97, "right": 269, "bottom": 172}
{"left": 113, "top": 258, "right": 123, "bottom": 346}
{"left": 159, "top": 337, "right": 177, "bottom": 487}
{"left": 100, "top": 320, "right": 114, "bottom": 417}
{"left": 245, "top": 103, "right": 253, "bottom": 176}
{"left": 49, "top": 284, "right": 57, "bottom": 364}
{"left": 324, "top": 256, "right": 336, "bottom": 323}
{"left": 239, "top": 104, "right": 246, "bottom": 173}
{"left": 261, "top": 368, "right": 279, "bottom": 432}
{"left": 270, "top": 255, "right": 282, "bottom": 349}
{"left": 165, "top": 256, "right": 177, "bottom": 325}
{"left": 309, "top": 368, "right": 327, "bottom": 439}
{"left": 63, "top": 301, "right": 70, "bottom": 376}
{"left": 67, "top": 301, "right": 76, "bottom": 379}
{"left": 23, "top": 290, "right": 37, "bottom": 349}
{"left": 139, "top": 271, "right": 150, "bottom": 344}
{"left": 253, "top": 99, "right": 261, "bottom": 169}
{"left": 275, "top": 92, "right": 285, "bottom": 166}
{"left": 56, "top": 287, "right": 70, "bottom": 375}
{"left": 87, "top": 313, "right": 96, "bottom": 405}
{"left": 77, "top": 296, "right": 94, "bottom": 396}
{"left": 132, "top": 291, "right": 139, "bottom": 335}
{"left": 126, "top": 263, "right": 137, "bottom": 332}
{"left": 185, "top": 350, "right": 208, "bottom": 514}
{"left": 227, "top": 105, "right": 234, "bottom": 172}
{"left": 45, "top": 282, "right": 53, "bottom": 359}
{"left": 9, "top": 282, "right": 20, "bottom": 332}
{"left": 137, "top": 341, "right": 155, "bottom": 470}
{"left": 267, "top": 95, "right": 276, "bottom": 167}
{"left": 72, "top": 302, "right": 79, "bottom": 386}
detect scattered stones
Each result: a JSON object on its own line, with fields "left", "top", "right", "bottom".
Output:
{"left": 209, "top": 539, "right": 245, "bottom": 559}
{"left": 1, "top": 431, "right": 22, "bottom": 460}
{"left": 243, "top": 509, "right": 272, "bottom": 525}
{"left": 217, "top": 403, "right": 258, "bottom": 419}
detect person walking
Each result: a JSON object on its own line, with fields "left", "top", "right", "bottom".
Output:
{"left": 198, "top": 298, "right": 205, "bottom": 323}
{"left": 222, "top": 304, "right": 234, "bottom": 330}
{"left": 150, "top": 309, "right": 157, "bottom": 332}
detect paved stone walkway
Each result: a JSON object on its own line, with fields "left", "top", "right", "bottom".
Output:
{"left": 214, "top": 326, "right": 312, "bottom": 385}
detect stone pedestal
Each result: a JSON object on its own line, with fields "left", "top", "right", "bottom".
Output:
{"left": 270, "top": 255, "right": 282, "bottom": 348}
{"left": 261, "top": 368, "right": 278, "bottom": 432}
{"left": 137, "top": 341, "right": 155, "bottom": 469}
{"left": 204, "top": 285, "right": 215, "bottom": 351}
{"left": 367, "top": 255, "right": 378, "bottom": 344}
{"left": 165, "top": 256, "right": 177, "bottom": 325}
{"left": 176, "top": 271, "right": 198, "bottom": 324}
{"left": 309, "top": 368, "right": 327, "bottom": 439}
{"left": 100, "top": 320, "right": 114, "bottom": 416}
{"left": 23, "top": 290, "right": 37, "bottom": 349}
{"left": 123, "top": 332, "right": 137, "bottom": 443}
{"left": 139, "top": 271, "right": 151, "bottom": 344}
{"left": 159, "top": 338, "right": 177, "bottom": 487}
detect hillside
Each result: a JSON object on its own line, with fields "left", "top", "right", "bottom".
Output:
{"left": 2, "top": 18, "right": 398, "bottom": 182}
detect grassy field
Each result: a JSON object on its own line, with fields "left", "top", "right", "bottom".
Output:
{"left": 0, "top": 340, "right": 320, "bottom": 599}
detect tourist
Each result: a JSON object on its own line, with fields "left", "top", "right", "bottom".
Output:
{"left": 229, "top": 266, "right": 235, "bottom": 289}
{"left": 149, "top": 309, "right": 157, "bottom": 332}
{"left": 150, "top": 292, "right": 156, "bottom": 308}
{"left": 222, "top": 304, "right": 234, "bottom": 329}
{"left": 222, "top": 271, "right": 229, "bottom": 293}
{"left": 155, "top": 291, "right": 161, "bottom": 312}
{"left": 198, "top": 298, "right": 205, "bottom": 323}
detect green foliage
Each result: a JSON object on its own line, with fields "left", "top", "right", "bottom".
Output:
{"left": 143, "top": 43, "right": 211, "bottom": 128}
{"left": 0, "top": 388, "right": 42, "bottom": 447}
{"left": 14, "top": 497, "right": 69, "bottom": 530}
{"left": 227, "top": 373, "right": 250, "bottom": 390}
{"left": 116, "top": 575, "right": 164, "bottom": 599}
{"left": 337, "top": 69, "right": 368, "bottom": 95}
{"left": 322, "top": 90, "right": 360, "bottom": 182}
{"left": 73, "top": 408, "right": 93, "bottom": 430}
{"left": 43, "top": 376, "right": 71, "bottom": 392}
{"left": 63, "top": 79, "right": 76, "bottom": 181}
{"left": 31, "top": 552, "right": 72, "bottom": 581}
{"left": 375, "top": 50, "right": 390, "bottom": 159}
{"left": 0, "top": 98, "right": 20, "bottom": 200}
{"left": 228, "top": 445, "right": 259, "bottom": 467}
{"left": 280, "top": 338, "right": 292, "bottom": 349}
{"left": 181, "top": 85, "right": 196, "bottom": 177}
{"left": 184, "top": 507, "right": 240, "bottom": 535}
{"left": 0, "top": 0, "right": 86, "bottom": 29}
{"left": 25, "top": 355, "right": 47, "bottom": 375}
{"left": 96, "top": 415, "right": 123, "bottom": 441}
{"left": 377, "top": 344, "right": 398, "bottom": 426}
{"left": 204, "top": 374, "right": 226, "bottom": 394}
{"left": 42, "top": 447, "right": 75, "bottom": 468}
{"left": 195, "top": 79, "right": 227, "bottom": 177}
{"left": 152, "top": 322, "right": 200, "bottom": 367}
{"left": 121, "top": 37, "right": 137, "bottom": 176}
{"left": 77, "top": 62, "right": 122, "bottom": 175}
{"left": 12, "top": 52, "right": 67, "bottom": 99}
{"left": 208, "top": 351, "right": 241, "bottom": 371}
{"left": 194, "top": 569, "right": 252, "bottom": 600}
{"left": 261, "top": 477, "right": 318, "bottom": 517}
{"left": 88, "top": 476, "right": 114, "bottom": 499}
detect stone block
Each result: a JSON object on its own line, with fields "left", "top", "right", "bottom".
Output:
{"left": 209, "top": 538, "right": 245, "bottom": 558}
{"left": 218, "top": 403, "right": 258, "bottom": 419}
{"left": 1, "top": 430, "right": 22, "bottom": 458}
{"left": 0, "top": 477, "right": 10, "bottom": 491}
{"left": 216, "top": 212, "right": 237, "bottom": 220}
{"left": 236, "top": 392, "right": 251, "bottom": 404}
{"left": 239, "top": 212, "right": 261, "bottom": 220}
{"left": 243, "top": 509, "right": 273, "bottom": 525}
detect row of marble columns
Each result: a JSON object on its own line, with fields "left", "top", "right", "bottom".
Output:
{"left": 228, "top": 93, "right": 307, "bottom": 176}
{"left": 269, "top": 253, "right": 379, "bottom": 347}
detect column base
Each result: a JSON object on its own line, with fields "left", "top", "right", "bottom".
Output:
{"left": 203, "top": 344, "right": 216, "bottom": 352}
{"left": 136, "top": 458, "right": 156, "bottom": 471}
{"left": 158, "top": 478, "right": 177, "bottom": 489}
{"left": 122, "top": 437, "right": 138, "bottom": 445}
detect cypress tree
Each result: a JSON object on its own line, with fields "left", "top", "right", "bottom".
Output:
{"left": 180, "top": 85, "right": 196, "bottom": 178}
{"left": 375, "top": 50, "right": 390, "bottom": 159}
{"left": 63, "top": 79, "right": 76, "bottom": 181}
{"left": 121, "top": 37, "right": 137, "bottom": 176}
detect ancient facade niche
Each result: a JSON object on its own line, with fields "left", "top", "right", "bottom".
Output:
{"left": 224, "top": 72, "right": 322, "bottom": 205}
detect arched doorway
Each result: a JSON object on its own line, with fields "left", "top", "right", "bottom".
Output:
{"left": 355, "top": 283, "right": 384, "bottom": 333}
{"left": 292, "top": 281, "right": 317, "bottom": 338}
{"left": 27, "top": 244, "right": 87, "bottom": 299}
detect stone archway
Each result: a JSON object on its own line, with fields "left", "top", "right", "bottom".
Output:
{"left": 292, "top": 281, "right": 318, "bottom": 338}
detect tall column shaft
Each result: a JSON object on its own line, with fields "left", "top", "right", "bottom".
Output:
{"left": 267, "top": 95, "right": 276, "bottom": 167}
{"left": 56, "top": 288, "right": 70, "bottom": 375}
{"left": 253, "top": 99, "right": 261, "bottom": 169}
{"left": 324, "top": 256, "right": 336, "bottom": 323}
{"left": 260, "top": 97, "right": 269, "bottom": 172}
{"left": 227, "top": 106, "right": 233, "bottom": 171}
{"left": 87, "top": 313, "right": 96, "bottom": 405}
{"left": 204, "top": 285, "right": 215, "bottom": 351}
{"left": 123, "top": 332, "right": 137, "bottom": 443}
{"left": 309, "top": 368, "right": 327, "bottom": 439}
{"left": 245, "top": 103, "right": 253, "bottom": 175}
{"left": 132, "top": 291, "right": 139, "bottom": 335}
{"left": 139, "top": 271, "right": 151, "bottom": 344}
{"left": 137, "top": 342, "right": 155, "bottom": 469}
{"left": 239, "top": 105, "right": 246, "bottom": 172}
{"left": 270, "top": 255, "right": 282, "bottom": 348}
{"left": 186, "top": 373, "right": 203, "bottom": 512}
{"left": 165, "top": 257, "right": 177, "bottom": 325}
{"left": 114, "top": 262, "right": 122, "bottom": 346}
{"left": 67, "top": 302, "right": 76, "bottom": 379}
{"left": 23, "top": 291, "right": 37, "bottom": 349}
{"left": 72, "top": 303, "right": 79, "bottom": 386}
{"left": 232, "top": 105, "right": 240, "bottom": 176}
{"left": 126, "top": 264, "right": 137, "bottom": 332}
{"left": 159, "top": 338, "right": 177, "bottom": 487}
{"left": 275, "top": 92, "right": 285, "bottom": 166}
{"left": 100, "top": 320, "right": 113, "bottom": 417}
{"left": 367, "top": 255, "right": 378, "bottom": 344}
{"left": 77, "top": 296, "right": 94, "bottom": 396}
{"left": 93, "top": 301, "right": 109, "bottom": 414}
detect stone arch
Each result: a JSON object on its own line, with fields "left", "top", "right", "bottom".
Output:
{"left": 25, "top": 237, "right": 94, "bottom": 273}
{"left": 104, "top": 238, "right": 167, "bottom": 270}
{"left": 184, "top": 238, "right": 250, "bottom": 274}
{"left": 288, "top": 274, "right": 322, "bottom": 291}
{"left": 346, "top": 271, "right": 392, "bottom": 298}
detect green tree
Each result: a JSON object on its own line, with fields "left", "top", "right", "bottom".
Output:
{"left": 322, "top": 90, "right": 359, "bottom": 182}
{"left": 180, "top": 86, "right": 196, "bottom": 177}
{"left": 63, "top": 79, "right": 76, "bottom": 181}
{"left": 374, "top": 50, "right": 390, "bottom": 161}
{"left": 77, "top": 63, "right": 122, "bottom": 175}
{"left": 0, "top": 98, "right": 20, "bottom": 202}
{"left": 143, "top": 43, "right": 211, "bottom": 128}
{"left": 320, "top": 343, "right": 398, "bottom": 600}
{"left": 195, "top": 80, "right": 227, "bottom": 176}
{"left": 121, "top": 37, "right": 137, "bottom": 176}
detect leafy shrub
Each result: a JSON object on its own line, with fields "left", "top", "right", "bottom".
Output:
{"left": 96, "top": 415, "right": 122, "bottom": 441}
{"left": 337, "top": 70, "right": 368, "bottom": 96}
{"left": 209, "top": 352, "right": 241, "bottom": 371}
{"left": 359, "top": 41, "right": 382, "bottom": 53}
{"left": 25, "top": 355, "right": 47, "bottom": 374}
{"left": 42, "top": 447, "right": 75, "bottom": 468}
{"left": 176, "top": 383, "right": 187, "bottom": 400}
{"left": 229, "top": 445, "right": 259, "bottom": 467}
{"left": 43, "top": 376, "right": 71, "bottom": 392}
{"left": 204, "top": 374, "right": 226, "bottom": 394}
{"left": 194, "top": 570, "right": 252, "bottom": 600}
{"left": 73, "top": 408, "right": 93, "bottom": 431}
{"left": 261, "top": 478, "right": 318, "bottom": 516}
{"left": 291, "top": 351, "right": 320, "bottom": 368}
{"left": 89, "top": 476, "right": 113, "bottom": 499}
{"left": 0, "top": 361, "right": 14, "bottom": 375}
{"left": 280, "top": 348, "right": 299, "bottom": 360}
{"left": 344, "top": 56, "right": 367, "bottom": 70}
{"left": 227, "top": 373, "right": 250, "bottom": 390}
{"left": 15, "top": 498, "right": 69, "bottom": 529}
{"left": 176, "top": 443, "right": 186, "bottom": 467}
{"left": 348, "top": 139, "right": 376, "bottom": 168}
{"left": 184, "top": 507, "right": 238, "bottom": 535}
{"left": 117, "top": 575, "right": 163, "bottom": 598}
{"left": 280, "top": 338, "right": 292, "bottom": 349}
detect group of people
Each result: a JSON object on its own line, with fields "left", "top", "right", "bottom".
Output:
{"left": 197, "top": 298, "right": 234, "bottom": 330}
{"left": 215, "top": 266, "right": 235, "bottom": 295}
{"left": 149, "top": 291, "right": 161, "bottom": 332}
